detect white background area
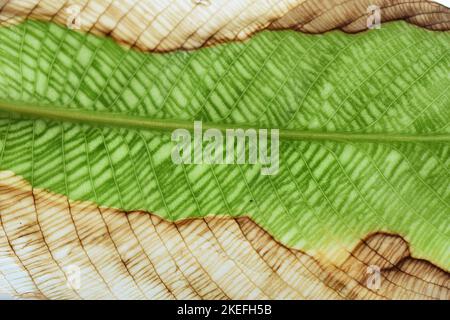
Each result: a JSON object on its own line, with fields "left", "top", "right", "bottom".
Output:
{"left": 435, "top": 0, "right": 450, "bottom": 7}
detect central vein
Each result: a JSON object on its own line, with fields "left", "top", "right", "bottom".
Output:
{"left": 0, "top": 100, "right": 449, "bottom": 143}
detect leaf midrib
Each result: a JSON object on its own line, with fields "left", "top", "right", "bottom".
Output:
{"left": 0, "top": 99, "right": 448, "bottom": 143}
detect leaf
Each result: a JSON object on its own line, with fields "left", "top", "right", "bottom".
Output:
{"left": 0, "top": 18, "right": 448, "bottom": 270}
{"left": 0, "top": 10, "right": 449, "bottom": 299}
{"left": 0, "top": 171, "right": 448, "bottom": 299}
{"left": 2, "top": 0, "right": 449, "bottom": 51}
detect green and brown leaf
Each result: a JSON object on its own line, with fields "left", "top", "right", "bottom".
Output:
{"left": 0, "top": 0, "right": 448, "bottom": 299}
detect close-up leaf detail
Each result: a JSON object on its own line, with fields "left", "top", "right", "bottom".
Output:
{"left": 0, "top": 0, "right": 448, "bottom": 300}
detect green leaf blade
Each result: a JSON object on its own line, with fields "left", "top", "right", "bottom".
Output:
{"left": 0, "top": 19, "right": 448, "bottom": 269}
